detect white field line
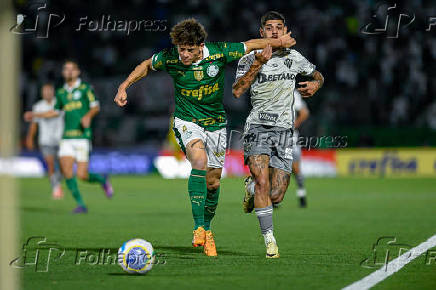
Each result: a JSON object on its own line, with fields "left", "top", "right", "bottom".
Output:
{"left": 342, "top": 234, "right": 436, "bottom": 290}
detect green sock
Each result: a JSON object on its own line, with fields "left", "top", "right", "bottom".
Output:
{"left": 204, "top": 186, "right": 220, "bottom": 231}
{"left": 188, "top": 169, "right": 207, "bottom": 230}
{"left": 87, "top": 173, "right": 106, "bottom": 185}
{"left": 65, "top": 177, "right": 86, "bottom": 207}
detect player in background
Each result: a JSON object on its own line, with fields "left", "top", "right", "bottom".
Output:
{"left": 114, "top": 18, "right": 296, "bottom": 256}
{"left": 291, "top": 89, "right": 309, "bottom": 208}
{"left": 232, "top": 11, "right": 323, "bottom": 258}
{"left": 25, "top": 83, "right": 64, "bottom": 199}
{"left": 24, "top": 60, "right": 113, "bottom": 213}
{"left": 272, "top": 89, "right": 310, "bottom": 208}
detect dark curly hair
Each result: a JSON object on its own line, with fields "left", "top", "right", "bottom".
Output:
{"left": 170, "top": 18, "right": 207, "bottom": 46}
{"left": 261, "top": 11, "right": 286, "bottom": 27}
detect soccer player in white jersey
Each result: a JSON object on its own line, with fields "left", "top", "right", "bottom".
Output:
{"left": 232, "top": 11, "right": 324, "bottom": 258}
{"left": 291, "top": 89, "right": 310, "bottom": 207}
{"left": 25, "top": 83, "right": 64, "bottom": 199}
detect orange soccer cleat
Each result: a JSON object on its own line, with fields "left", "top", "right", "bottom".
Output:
{"left": 203, "top": 230, "right": 217, "bottom": 256}
{"left": 192, "top": 226, "right": 206, "bottom": 247}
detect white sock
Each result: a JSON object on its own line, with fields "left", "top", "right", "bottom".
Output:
{"left": 297, "top": 189, "right": 306, "bottom": 197}
{"left": 263, "top": 230, "right": 276, "bottom": 246}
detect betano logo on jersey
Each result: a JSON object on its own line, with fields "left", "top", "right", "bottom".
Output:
{"left": 258, "top": 72, "right": 296, "bottom": 84}
{"left": 180, "top": 83, "right": 219, "bottom": 101}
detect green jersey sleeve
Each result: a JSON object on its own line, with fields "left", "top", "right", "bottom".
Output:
{"left": 86, "top": 85, "right": 99, "bottom": 107}
{"left": 217, "top": 42, "right": 246, "bottom": 63}
{"left": 151, "top": 49, "right": 169, "bottom": 71}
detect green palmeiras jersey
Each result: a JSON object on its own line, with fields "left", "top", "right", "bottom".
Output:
{"left": 54, "top": 79, "right": 99, "bottom": 140}
{"left": 151, "top": 42, "right": 246, "bottom": 131}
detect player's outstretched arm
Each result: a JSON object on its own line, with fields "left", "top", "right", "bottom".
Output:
{"left": 243, "top": 28, "right": 295, "bottom": 54}
{"left": 232, "top": 45, "right": 272, "bottom": 98}
{"left": 115, "top": 57, "right": 153, "bottom": 107}
{"left": 297, "top": 70, "right": 324, "bottom": 97}
{"left": 23, "top": 110, "right": 59, "bottom": 122}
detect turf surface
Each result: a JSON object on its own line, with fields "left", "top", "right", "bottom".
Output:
{"left": 18, "top": 176, "right": 436, "bottom": 290}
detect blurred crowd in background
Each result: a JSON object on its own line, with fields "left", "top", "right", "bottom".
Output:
{"left": 18, "top": 0, "right": 435, "bottom": 149}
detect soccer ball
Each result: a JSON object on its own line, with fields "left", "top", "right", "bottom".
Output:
{"left": 118, "top": 238, "right": 155, "bottom": 274}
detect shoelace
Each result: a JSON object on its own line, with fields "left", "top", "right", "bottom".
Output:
{"left": 206, "top": 233, "right": 215, "bottom": 246}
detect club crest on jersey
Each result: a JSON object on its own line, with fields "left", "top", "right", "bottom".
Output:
{"left": 284, "top": 59, "right": 293, "bottom": 69}
{"left": 73, "top": 91, "right": 82, "bottom": 100}
{"left": 193, "top": 67, "right": 204, "bottom": 81}
{"left": 206, "top": 64, "right": 219, "bottom": 77}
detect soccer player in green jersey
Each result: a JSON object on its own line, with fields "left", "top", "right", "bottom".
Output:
{"left": 24, "top": 60, "right": 113, "bottom": 213}
{"left": 114, "top": 18, "right": 295, "bottom": 256}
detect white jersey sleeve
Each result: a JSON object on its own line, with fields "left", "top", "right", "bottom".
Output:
{"left": 292, "top": 50, "right": 316, "bottom": 76}
{"left": 235, "top": 52, "right": 255, "bottom": 81}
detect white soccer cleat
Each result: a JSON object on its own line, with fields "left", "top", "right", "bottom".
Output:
{"left": 264, "top": 231, "right": 279, "bottom": 258}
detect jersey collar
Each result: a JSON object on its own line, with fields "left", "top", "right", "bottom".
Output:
{"left": 64, "top": 78, "right": 82, "bottom": 93}
{"left": 178, "top": 45, "right": 210, "bottom": 66}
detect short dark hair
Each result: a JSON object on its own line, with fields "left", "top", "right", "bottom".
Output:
{"left": 63, "top": 59, "right": 79, "bottom": 68}
{"left": 261, "top": 11, "right": 286, "bottom": 27}
{"left": 42, "top": 82, "right": 54, "bottom": 88}
{"left": 170, "top": 18, "right": 207, "bottom": 46}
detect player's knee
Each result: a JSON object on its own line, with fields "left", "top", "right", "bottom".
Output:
{"left": 254, "top": 175, "right": 269, "bottom": 192}
{"left": 76, "top": 171, "right": 88, "bottom": 180}
{"left": 270, "top": 190, "right": 284, "bottom": 203}
{"left": 191, "top": 158, "right": 207, "bottom": 171}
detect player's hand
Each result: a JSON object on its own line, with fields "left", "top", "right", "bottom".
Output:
{"left": 297, "top": 81, "right": 320, "bottom": 97}
{"left": 279, "top": 29, "right": 296, "bottom": 48}
{"left": 114, "top": 88, "right": 128, "bottom": 107}
{"left": 81, "top": 115, "right": 91, "bottom": 128}
{"left": 24, "top": 111, "right": 34, "bottom": 122}
{"left": 25, "top": 137, "right": 34, "bottom": 151}
{"left": 255, "top": 44, "right": 272, "bottom": 64}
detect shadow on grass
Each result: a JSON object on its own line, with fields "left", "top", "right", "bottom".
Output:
{"left": 20, "top": 206, "right": 66, "bottom": 214}
{"left": 155, "top": 245, "right": 251, "bottom": 256}
{"left": 107, "top": 272, "right": 149, "bottom": 276}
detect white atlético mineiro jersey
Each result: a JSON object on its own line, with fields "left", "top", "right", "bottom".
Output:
{"left": 33, "top": 99, "right": 64, "bottom": 146}
{"left": 235, "top": 48, "right": 315, "bottom": 131}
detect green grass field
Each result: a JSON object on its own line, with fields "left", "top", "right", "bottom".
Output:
{"left": 19, "top": 176, "right": 436, "bottom": 290}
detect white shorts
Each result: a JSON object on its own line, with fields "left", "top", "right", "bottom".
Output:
{"left": 58, "top": 139, "right": 91, "bottom": 162}
{"left": 173, "top": 117, "right": 226, "bottom": 168}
